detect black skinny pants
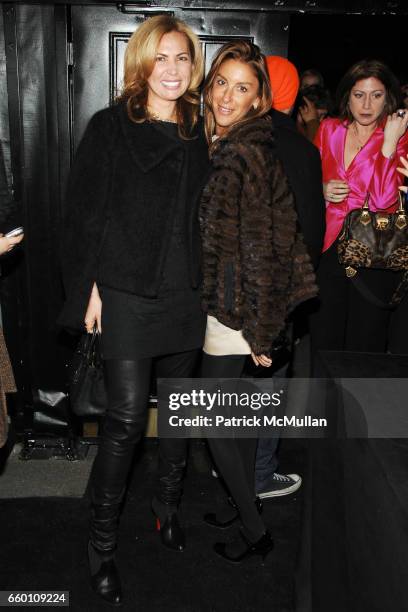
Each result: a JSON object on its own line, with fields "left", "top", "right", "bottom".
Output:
{"left": 90, "top": 349, "right": 199, "bottom": 512}
{"left": 201, "top": 353, "right": 266, "bottom": 541}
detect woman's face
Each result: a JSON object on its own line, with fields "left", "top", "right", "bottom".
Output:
{"left": 210, "top": 59, "right": 261, "bottom": 135}
{"left": 147, "top": 31, "right": 192, "bottom": 107}
{"left": 348, "top": 77, "right": 386, "bottom": 126}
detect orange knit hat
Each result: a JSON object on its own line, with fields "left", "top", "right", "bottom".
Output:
{"left": 265, "top": 56, "right": 300, "bottom": 111}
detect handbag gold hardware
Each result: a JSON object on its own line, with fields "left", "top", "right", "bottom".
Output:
{"left": 395, "top": 192, "right": 407, "bottom": 230}
{"left": 375, "top": 214, "right": 389, "bottom": 230}
{"left": 345, "top": 266, "right": 357, "bottom": 277}
{"left": 359, "top": 195, "right": 371, "bottom": 226}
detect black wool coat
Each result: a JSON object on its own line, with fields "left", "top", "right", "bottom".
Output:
{"left": 200, "top": 117, "right": 318, "bottom": 355}
{"left": 58, "top": 103, "right": 209, "bottom": 332}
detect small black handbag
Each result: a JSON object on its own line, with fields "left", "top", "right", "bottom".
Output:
{"left": 69, "top": 327, "right": 107, "bottom": 417}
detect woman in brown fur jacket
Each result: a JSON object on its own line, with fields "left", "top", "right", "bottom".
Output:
{"left": 199, "top": 41, "right": 317, "bottom": 564}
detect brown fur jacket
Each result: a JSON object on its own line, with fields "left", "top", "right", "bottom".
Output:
{"left": 199, "top": 116, "right": 318, "bottom": 355}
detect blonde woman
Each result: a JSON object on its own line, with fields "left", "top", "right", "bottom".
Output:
{"left": 59, "top": 15, "right": 207, "bottom": 605}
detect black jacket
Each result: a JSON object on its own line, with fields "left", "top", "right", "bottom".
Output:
{"left": 58, "top": 103, "right": 209, "bottom": 332}
{"left": 271, "top": 109, "right": 325, "bottom": 268}
{"left": 200, "top": 117, "right": 317, "bottom": 355}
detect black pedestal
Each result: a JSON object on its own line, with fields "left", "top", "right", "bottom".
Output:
{"left": 296, "top": 352, "right": 408, "bottom": 612}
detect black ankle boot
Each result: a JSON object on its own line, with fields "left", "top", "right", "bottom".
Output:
{"left": 204, "top": 496, "right": 238, "bottom": 528}
{"left": 204, "top": 496, "right": 263, "bottom": 529}
{"left": 88, "top": 541, "right": 122, "bottom": 606}
{"left": 151, "top": 496, "right": 185, "bottom": 552}
{"left": 88, "top": 500, "right": 123, "bottom": 606}
{"left": 214, "top": 529, "right": 274, "bottom": 565}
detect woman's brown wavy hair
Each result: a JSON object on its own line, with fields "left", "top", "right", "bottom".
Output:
{"left": 202, "top": 40, "right": 272, "bottom": 147}
{"left": 117, "top": 15, "right": 204, "bottom": 139}
{"left": 337, "top": 59, "right": 401, "bottom": 125}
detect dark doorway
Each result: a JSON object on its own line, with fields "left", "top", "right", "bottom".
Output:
{"left": 288, "top": 14, "right": 407, "bottom": 94}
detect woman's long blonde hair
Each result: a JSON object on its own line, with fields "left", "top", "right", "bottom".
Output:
{"left": 203, "top": 40, "right": 272, "bottom": 146}
{"left": 118, "top": 15, "right": 204, "bottom": 138}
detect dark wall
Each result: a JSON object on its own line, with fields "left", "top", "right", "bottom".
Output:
{"left": 289, "top": 14, "right": 408, "bottom": 95}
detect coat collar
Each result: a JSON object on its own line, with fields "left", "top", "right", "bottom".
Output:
{"left": 212, "top": 116, "right": 275, "bottom": 158}
{"left": 116, "top": 103, "right": 182, "bottom": 173}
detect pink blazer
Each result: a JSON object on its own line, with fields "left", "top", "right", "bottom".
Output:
{"left": 314, "top": 117, "right": 408, "bottom": 252}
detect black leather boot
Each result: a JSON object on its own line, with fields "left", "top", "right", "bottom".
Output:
{"left": 88, "top": 503, "right": 123, "bottom": 606}
{"left": 86, "top": 361, "right": 152, "bottom": 605}
{"left": 151, "top": 495, "right": 185, "bottom": 552}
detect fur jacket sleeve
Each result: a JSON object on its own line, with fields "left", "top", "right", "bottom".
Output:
{"left": 200, "top": 117, "right": 318, "bottom": 355}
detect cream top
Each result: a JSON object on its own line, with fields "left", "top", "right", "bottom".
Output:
{"left": 203, "top": 315, "right": 251, "bottom": 356}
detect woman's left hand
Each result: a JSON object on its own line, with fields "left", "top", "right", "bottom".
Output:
{"left": 382, "top": 111, "right": 408, "bottom": 157}
{"left": 0, "top": 232, "right": 24, "bottom": 256}
{"left": 251, "top": 352, "right": 272, "bottom": 367}
{"left": 397, "top": 154, "right": 408, "bottom": 193}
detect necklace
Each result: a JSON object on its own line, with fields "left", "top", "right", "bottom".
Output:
{"left": 148, "top": 108, "right": 177, "bottom": 124}
{"left": 352, "top": 122, "right": 374, "bottom": 151}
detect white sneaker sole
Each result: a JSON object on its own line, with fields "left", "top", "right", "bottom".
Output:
{"left": 257, "top": 475, "right": 302, "bottom": 499}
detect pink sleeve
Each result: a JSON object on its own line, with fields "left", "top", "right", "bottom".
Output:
{"left": 369, "top": 132, "right": 408, "bottom": 211}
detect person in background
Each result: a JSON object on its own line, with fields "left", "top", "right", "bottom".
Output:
{"left": 397, "top": 153, "right": 408, "bottom": 194}
{"left": 266, "top": 57, "right": 326, "bottom": 265}
{"left": 264, "top": 56, "right": 299, "bottom": 116}
{"left": 0, "top": 144, "right": 23, "bottom": 449}
{"left": 253, "top": 56, "right": 325, "bottom": 500}
{"left": 0, "top": 233, "right": 23, "bottom": 256}
{"left": 200, "top": 40, "right": 317, "bottom": 563}
{"left": 388, "top": 153, "right": 408, "bottom": 354}
{"left": 310, "top": 59, "right": 408, "bottom": 364}
{"left": 296, "top": 84, "right": 333, "bottom": 142}
{"left": 401, "top": 82, "right": 408, "bottom": 110}
{"left": 300, "top": 67, "right": 325, "bottom": 90}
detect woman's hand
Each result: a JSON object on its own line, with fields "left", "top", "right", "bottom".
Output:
{"left": 251, "top": 352, "right": 272, "bottom": 368}
{"left": 323, "top": 180, "right": 350, "bottom": 203}
{"left": 0, "top": 232, "right": 24, "bottom": 256}
{"left": 397, "top": 155, "right": 408, "bottom": 193}
{"left": 84, "top": 282, "right": 102, "bottom": 333}
{"left": 382, "top": 111, "right": 408, "bottom": 158}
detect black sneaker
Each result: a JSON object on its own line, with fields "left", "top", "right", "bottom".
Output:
{"left": 256, "top": 473, "right": 302, "bottom": 499}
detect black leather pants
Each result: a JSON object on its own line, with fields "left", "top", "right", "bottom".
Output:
{"left": 89, "top": 350, "right": 198, "bottom": 553}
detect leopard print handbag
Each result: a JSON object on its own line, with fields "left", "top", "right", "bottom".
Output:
{"left": 337, "top": 192, "right": 408, "bottom": 306}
